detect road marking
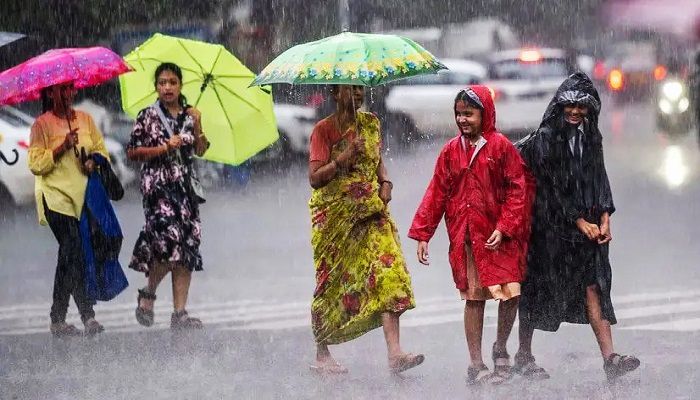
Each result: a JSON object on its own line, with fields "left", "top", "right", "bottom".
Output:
{"left": 2, "top": 289, "right": 700, "bottom": 335}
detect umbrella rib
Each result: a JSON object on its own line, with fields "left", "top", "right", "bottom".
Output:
{"left": 176, "top": 38, "right": 208, "bottom": 77}
{"left": 214, "top": 83, "right": 264, "bottom": 113}
{"left": 210, "top": 84, "right": 237, "bottom": 160}
{"left": 212, "top": 74, "right": 254, "bottom": 79}
{"left": 194, "top": 45, "right": 225, "bottom": 107}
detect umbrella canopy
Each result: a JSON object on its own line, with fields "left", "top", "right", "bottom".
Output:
{"left": 0, "top": 32, "right": 25, "bottom": 48}
{"left": 120, "top": 33, "right": 278, "bottom": 166}
{"left": 0, "top": 47, "right": 131, "bottom": 106}
{"left": 251, "top": 31, "right": 447, "bottom": 87}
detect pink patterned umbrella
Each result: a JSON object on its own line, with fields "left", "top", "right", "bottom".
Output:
{"left": 0, "top": 46, "right": 132, "bottom": 106}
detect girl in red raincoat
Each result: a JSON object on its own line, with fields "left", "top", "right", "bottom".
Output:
{"left": 409, "top": 85, "right": 534, "bottom": 385}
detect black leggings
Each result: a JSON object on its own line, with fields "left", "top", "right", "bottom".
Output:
{"left": 44, "top": 200, "right": 95, "bottom": 324}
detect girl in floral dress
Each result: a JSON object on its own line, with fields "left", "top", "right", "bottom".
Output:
{"left": 308, "top": 85, "right": 423, "bottom": 374}
{"left": 128, "top": 62, "right": 209, "bottom": 330}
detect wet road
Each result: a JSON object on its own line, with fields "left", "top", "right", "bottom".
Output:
{"left": 1, "top": 97, "right": 699, "bottom": 399}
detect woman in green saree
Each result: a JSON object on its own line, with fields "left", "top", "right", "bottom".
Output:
{"left": 307, "top": 85, "right": 423, "bottom": 374}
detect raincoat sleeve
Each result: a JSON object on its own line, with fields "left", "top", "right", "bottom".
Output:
{"left": 28, "top": 119, "right": 56, "bottom": 176}
{"left": 87, "top": 114, "right": 110, "bottom": 161}
{"left": 408, "top": 146, "right": 451, "bottom": 242}
{"left": 596, "top": 146, "right": 615, "bottom": 215}
{"left": 495, "top": 142, "right": 528, "bottom": 238}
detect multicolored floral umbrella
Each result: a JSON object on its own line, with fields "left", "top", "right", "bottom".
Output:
{"left": 0, "top": 47, "right": 131, "bottom": 106}
{"left": 251, "top": 31, "right": 446, "bottom": 87}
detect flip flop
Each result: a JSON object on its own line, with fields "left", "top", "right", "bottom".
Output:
{"left": 389, "top": 353, "right": 425, "bottom": 373}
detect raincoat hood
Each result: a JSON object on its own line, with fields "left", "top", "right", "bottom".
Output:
{"left": 540, "top": 72, "right": 601, "bottom": 129}
{"left": 456, "top": 85, "right": 497, "bottom": 137}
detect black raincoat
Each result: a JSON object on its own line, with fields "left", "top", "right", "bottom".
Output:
{"left": 516, "top": 72, "right": 617, "bottom": 332}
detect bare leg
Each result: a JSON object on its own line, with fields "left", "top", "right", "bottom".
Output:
{"left": 494, "top": 297, "right": 519, "bottom": 354}
{"left": 139, "top": 261, "right": 169, "bottom": 311}
{"left": 382, "top": 312, "right": 402, "bottom": 359}
{"left": 316, "top": 343, "right": 333, "bottom": 362}
{"left": 172, "top": 266, "right": 192, "bottom": 312}
{"left": 314, "top": 342, "right": 346, "bottom": 372}
{"left": 517, "top": 316, "right": 535, "bottom": 359}
{"left": 465, "top": 300, "right": 486, "bottom": 367}
{"left": 586, "top": 285, "right": 614, "bottom": 360}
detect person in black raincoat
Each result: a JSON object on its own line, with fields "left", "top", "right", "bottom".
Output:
{"left": 514, "top": 72, "right": 640, "bottom": 381}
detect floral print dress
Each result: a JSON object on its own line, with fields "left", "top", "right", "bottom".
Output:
{"left": 128, "top": 105, "right": 203, "bottom": 274}
{"left": 309, "top": 112, "right": 415, "bottom": 345}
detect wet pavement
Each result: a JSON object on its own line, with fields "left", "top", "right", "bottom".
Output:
{"left": 1, "top": 97, "right": 699, "bottom": 399}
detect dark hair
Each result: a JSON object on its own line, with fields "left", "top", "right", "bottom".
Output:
{"left": 40, "top": 87, "right": 52, "bottom": 113}
{"left": 453, "top": 89, "right": 483, "bottom": 116}
{"left": 154, "top": 62, "right": 187, "bottom": 107}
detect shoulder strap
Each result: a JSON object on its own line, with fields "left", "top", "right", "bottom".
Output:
{"left": 152, "top": 101, "right": 175, "bottom": 139}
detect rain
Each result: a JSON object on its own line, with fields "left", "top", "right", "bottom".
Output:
{"left": 0, "top": 0, "right": 699, "bottom": 399}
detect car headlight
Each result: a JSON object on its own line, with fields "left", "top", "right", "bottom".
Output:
{"left": 661, "top": 81, "right": 684, "bottom": 101}
{"left": 679, "top": 98, "right": 690, "bottom": 113}
{"left": 658, "top": 99, "right": 673, "bottom": 114}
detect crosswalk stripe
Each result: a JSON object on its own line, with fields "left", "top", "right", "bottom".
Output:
{"left": 621, "top": 317, "right": 700, "bottom": 332}
{"left": 2, "top": 289, "right": 700, "bottom": 335}
{"left": 1, "top": 287, "right": 698, "bottom": 322}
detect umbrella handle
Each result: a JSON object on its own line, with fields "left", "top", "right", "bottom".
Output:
{"left": 66, "top": 116, "right": 79, "bottom": 158}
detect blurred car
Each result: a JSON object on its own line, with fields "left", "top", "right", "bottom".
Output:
{"left": 256, "top": 103, "right": 317, "bottom": 160}
{"left": 384, "top": 58, "right": 487, "bottom": 137}
{"left": 0, "top": 106, "right": 135, "bottom": 208}
{"left": 602, "top": 40, "right": 662, "bottom": 102}
{"left": 381, "top": 18, "right": 519, "bottom": 63}
{"left": 0, "top": 107, "right": 33, "bottom": 207}
{"left": 484, "top": 48, "right": 574, "bottom": 138}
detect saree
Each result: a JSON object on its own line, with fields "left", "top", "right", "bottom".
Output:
{"left": 309, "top": 112, "right": 415, "bottom": 345}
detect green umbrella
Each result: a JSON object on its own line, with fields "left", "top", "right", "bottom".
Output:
{"left": 120, "top": 33, "right": 278, "bottom": 165}
{"left": 251, "top": 31, "right": 447, "bottom": 87}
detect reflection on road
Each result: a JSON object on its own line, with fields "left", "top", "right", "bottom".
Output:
{"left": 659, "top": 144, "right": 689, "bottom": 189}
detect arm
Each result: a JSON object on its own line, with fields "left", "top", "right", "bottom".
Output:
{"left": 308, "top": 123, "right": 360, "bottom": 189}
{"left": 28, "top": 120, "right": 59, "bottom": 176}
{"left": 407, "top": 146, "right": 451, "bottom": 243}
{"left": 376, "top": 147, "right": 393, "bottom": 204}
{"left": 495, "top": 142, "right": 529, "bottom": 238}
{"left": 126, "top": 111, "right": 172, "bottom": 162}
{"left": 596, "top": 145, "right": 615, "bottom": 215}
{"left": 187, "top": 108, "right": 210, "bottom": 157}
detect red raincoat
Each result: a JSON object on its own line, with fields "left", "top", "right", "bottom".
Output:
{"left": 408, "top": 85, "right": 534, "bottom": 290}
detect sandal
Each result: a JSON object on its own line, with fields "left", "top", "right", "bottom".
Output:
{"left": 604, "top": 353, "right": 640, "bottom": 381}
{"left": 83, "top": 318, "right": 105, "bottom": 337}
{"left": 513, "top": 352, "right": 550, "bottom": 380}
{"left": 170, "top": 310, "right": 203, "bottom": 330}
{"left": 467, "top": 365, "right": 500, "bottom": 385}
{"left": 50, "top": 322, "right": 82, "bottom": 338}
{"left": 491, "top": 342, "right": 513, "bottom": 382}
{"left": 309, "top": 361, "right": 349, "bottom": 375}
{"left": 389, "top": 352, "right": 425, "bottom": 374}
{"left": 135, "top": 287, "right": 156, "bottom": 327}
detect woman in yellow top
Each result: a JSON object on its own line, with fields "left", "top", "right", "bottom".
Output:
{"left": 307, "top": 85, "right": 423, "bottom": 374}
{"left": 28, "top": 81, "right": 110, "bottom": 337}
